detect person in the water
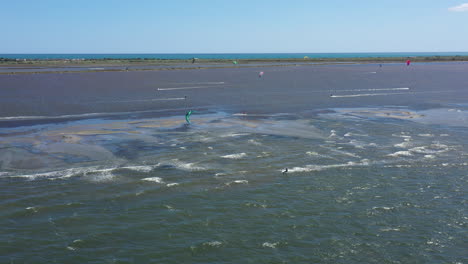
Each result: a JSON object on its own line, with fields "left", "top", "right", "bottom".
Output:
{"left": 185, "top": 110, "right": 193, "bottom": 124}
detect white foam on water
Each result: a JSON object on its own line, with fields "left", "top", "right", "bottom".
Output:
{"left": 360, "top": 159, "right": 370, "bottom": 165}
{"left": 394, "top": 141, "right": 412, "bottom": 148}
{"left": 157, "top": 85, "right": 230, "bottom": 91}
{"left": 340, "top": 87, "right": 410, "bottom": 92}
{"left": 26, "top": 206, "right": 38, "bottom": 213}
{"left": 169, "top": 81, "right": 225, "bottom": 85}
{"left": 221, "top": 153, "right": 247, "bottom": 159}
{"left": 384, "top": 162, "right": 468, "bottom": 168}
{"left": 164, "top": 159, "right": 207, "bottom": 171}
{"left": 10, "top": 166, "right": 105, "bottom": 180}
{"left": 163, "top": 204, "right": 175, "bottom": 210}
{"left": 426, "top": 239, "right": 443, "bottom": 246}
{"left": 262, "top": 242, "right": 279, "bottom": 248}
{"left": 141, "top": 177, "right": 164, "bottom": 183}
{"left": 87, "top": 169, "right": 115, "bottom": 182}
{"left": 248, "top": 139, "right": 262, "bottom": 145}
{"left": 331, "top": 92, "right": 411, "bottom": 98}
{"left": 372, "top": 206, "right": 395, "bottom": 211}
{"left": 348, "top": 139, "right": 367, "bottom": 149}
{"left": 324, "top": 147, "right": 360, "bottom": 158}
{"left": 226, "top": 180, "right": 249, "bottom": 185}
{"left": 256, "top": 151, "right": 271, "bottom": 158}
{"left": 388, "top": 151, "right": 413, "bottom": 157}
{"left": 120, "top": 165, "right": 159, "bottom": 173}
{"left": 234, "top": 180, "right": 248, "bottom": 184}
{"left": 166, "top": 183, "right": 179, "bottom": 187}
{"left": 380, "top": 227, "right": 401, "bottom": 232}
{"left": 392, "top": 132, "right": 410, "bottom": 137}
{"left": 220, "top": 132, "right": 250, "bottom": 138}
{"left": 245, "top": 202, "right": 267, "bottom": 208}
{"left": 344, "top": 132, "right": 369, "bottom": 137}
{"left": 12, "top": 164, "right": 160, "bottom": 181}
{"left": 418, "top": 134, "right": 434, "bottom": 137}
{"left": 288, "top": 161, "right": 368, "bottom": 173}
{"left": 409, "top": 144, "right": 451, "bottom": 155}
{"left": 203, "top": 241, "right": 223, "bottom": 247}
{"left": 306, "top": 151, "right": 319, "bottom": 156}
{"left": 174, "top": 161, "right": 206, "bottom": 171}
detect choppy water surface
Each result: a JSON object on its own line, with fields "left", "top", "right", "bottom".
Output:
{"left": 1, "top": 108, "right": 467, "bottom": 263}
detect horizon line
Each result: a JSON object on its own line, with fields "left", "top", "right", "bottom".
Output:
{"left": 2, "top": 51, "right": 468, "bottom": 55}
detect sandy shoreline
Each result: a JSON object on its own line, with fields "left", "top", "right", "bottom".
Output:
{"left": 1, "top": 56, "right": 468, "bottom": 74}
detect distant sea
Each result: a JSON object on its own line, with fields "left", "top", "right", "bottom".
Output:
{"left": 1, "top": 52, "right": 468, "bottom": 60}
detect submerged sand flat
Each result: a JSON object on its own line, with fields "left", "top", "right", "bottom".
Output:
{"left": 0, "top": 113, "right": 326, "bottom": 171}
{"left": 324, "top": 107, "right": 468, "bottom": 127}
{"left": 2, "top": 107, "right": 468, "bottom": 172}
{"left": 328, "top": 108, "right": 425, "bottom": 120}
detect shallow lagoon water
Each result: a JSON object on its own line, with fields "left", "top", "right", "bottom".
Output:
{"left": 1, "top": 107, "right": 467, "bottom": 263}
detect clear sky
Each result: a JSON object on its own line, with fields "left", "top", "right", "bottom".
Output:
{"left": 2, "top": 0, "right": 468, "bottom": 53}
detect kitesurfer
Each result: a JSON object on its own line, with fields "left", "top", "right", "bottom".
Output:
{"left": 185, "top": 110, "right": 193, "bottom": 124}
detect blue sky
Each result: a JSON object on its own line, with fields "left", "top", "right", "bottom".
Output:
{"left": 2, "top": 0, "right": 468, "bottom": 53}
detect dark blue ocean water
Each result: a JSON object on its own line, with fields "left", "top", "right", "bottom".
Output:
{"left": 2, "top": 52, "right": 468, "bottom": 60}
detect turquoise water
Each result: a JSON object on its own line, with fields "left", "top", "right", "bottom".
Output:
{"left": 2, "top": 52, "right": 468, "bottom": 60}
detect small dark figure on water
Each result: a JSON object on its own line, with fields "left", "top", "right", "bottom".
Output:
{"left": 192, "top": 58, "right": 196, "bottom": 64}
{"left": 282, "top": 168, "right": 288, "bottom": 174}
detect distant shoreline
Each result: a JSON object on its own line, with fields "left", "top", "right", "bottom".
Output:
{"left": 1, "top": 55, "right": 468, "bottom": 67}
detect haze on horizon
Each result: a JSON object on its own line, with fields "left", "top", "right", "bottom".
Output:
{"left": 2, "top": 0, "right": 468, "bottom": 54}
